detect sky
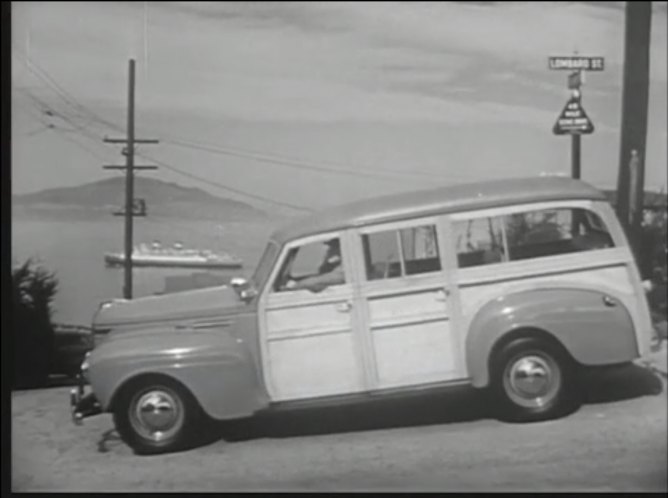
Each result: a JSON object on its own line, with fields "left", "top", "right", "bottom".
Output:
{"left": 11, "top": 1, "right": 668, "bottom": 213}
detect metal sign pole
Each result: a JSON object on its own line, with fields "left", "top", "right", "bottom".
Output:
{"left": 571, "top": 133, "right": 581, "bottom": 180}
{"left": 550, "top": 56, "right": 601, "bottom": 180}
{"left": 571, "top": 84, "right": 582, "bottom": 180}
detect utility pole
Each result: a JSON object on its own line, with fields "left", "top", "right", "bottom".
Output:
{"left": 103, "top": 59, "right": 158, "bottom": 299}
{"left": 615, "top": 1, "right": 652, "bottom": 233}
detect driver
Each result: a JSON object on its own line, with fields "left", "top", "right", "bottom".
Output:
{"left": 285, "top": 239, "right": 345, "bottom": 292}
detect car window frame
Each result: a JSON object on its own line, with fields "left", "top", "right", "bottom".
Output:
{"left": 357, "top": 215, "right": 445, "bottom": 284}
{"left": 265, "top": 231, "right": 350, "bottom": 296}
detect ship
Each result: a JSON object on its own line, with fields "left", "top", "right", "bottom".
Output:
{"left": 104, "top": 241, "right": 243, "bottom": 269}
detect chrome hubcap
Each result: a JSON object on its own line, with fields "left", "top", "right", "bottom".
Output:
{"left": 504, "top": 353, "right": 561, "bottom": 408}
{"left": 130, "top": 388, "right": 183, "bottom": 442}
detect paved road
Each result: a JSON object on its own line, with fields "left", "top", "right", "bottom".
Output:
{"left": 12, "top": 358, "right": 667, "bottom": 492}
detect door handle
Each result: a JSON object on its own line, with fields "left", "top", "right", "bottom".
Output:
{"left": 336, "top": 301, "right": 352, "bottom": 312}
{"left": 435, "top": 289, "right": 450, "bottom": 302}
{"left": 602, "top": 295, "right": 617, "bottom": 307}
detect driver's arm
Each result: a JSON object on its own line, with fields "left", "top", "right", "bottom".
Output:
{"left": 288, "top": 266, "right": 344, "bottom": 292}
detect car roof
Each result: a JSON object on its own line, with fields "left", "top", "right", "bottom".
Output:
{"left": 270, "top": 176, "right": 607, "bottom": 245}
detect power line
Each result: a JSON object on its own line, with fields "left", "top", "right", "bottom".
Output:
{"left": 23, "top": 125, "right": 54, "bottom": 137}
{"left": 16, "top": 87, "right": 104, "bottom": 142}
{"left": 15, "top": 56, "right": 458, "bottom": 184}
{"left": 12, "top": 56, "right": 468, "bottom": 210}
{"left": 15, "top": 52, "right": 92, "bottom": 122}
{"left": 164, "top": 137, "right": 448, "bottom": 182}
{"left": 16, "top": 54, "right": 454, "bottom": 184}
{"left": 16, "top": 50, "right": 125, "bottom": 132}
{"left": 135, "top": 150, "right": 313, "bottom": 212}
{"left": 50, "top": 124, "right": 112, "bottom": 162}
{"left": 15, "top": 92, "right": 111, "bottom": 157}
{"left": 20, "top": 86, "right": 312, "bottom": 212}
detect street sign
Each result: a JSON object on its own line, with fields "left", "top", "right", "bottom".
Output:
{"left": 548, "top": 56, "right": 605, "bottom": 71}
{"left": 553, "top": 96, "right": 594, "bottom": 135}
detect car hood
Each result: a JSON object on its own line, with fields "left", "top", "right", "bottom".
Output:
{"left": 93, "top": 285, "right": 246, "bottom": 331}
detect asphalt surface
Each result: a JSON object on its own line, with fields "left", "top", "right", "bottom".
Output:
{"left": 11, "top": 350, "right": 667, "bottom": 492}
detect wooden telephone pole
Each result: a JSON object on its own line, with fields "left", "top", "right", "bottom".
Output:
{"left": 103, "top": 59, "right": 159, "bottom": 299}
{"left": 615, "top": 1, "right": 652, "bottom": 233}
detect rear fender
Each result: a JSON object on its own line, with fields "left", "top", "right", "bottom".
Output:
{"left": 465, "top": 288, "right": 638, "bottom": 387}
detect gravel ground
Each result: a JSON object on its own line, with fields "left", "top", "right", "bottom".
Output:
{"left": 11, "top": 344, "right": 667, "bottom": 492}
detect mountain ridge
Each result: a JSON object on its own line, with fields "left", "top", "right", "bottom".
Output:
{"left": 12, "top": 176, "right": 268, "bottom": 220}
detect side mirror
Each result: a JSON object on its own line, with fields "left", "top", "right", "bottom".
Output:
{"left": 230, "top": 277, "right": 257, "bottom": 302}
{"left": 240, "top": 287, "right": 258, "bottom": 302}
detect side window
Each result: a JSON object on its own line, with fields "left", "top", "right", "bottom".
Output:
{"left": 273, "top": 238, "right": 346, "bottom": 293}
{"left": 453, "top": 217, "right": 506, "bottom": 268}
{"left": 401, "top": 225, "right": 441, "bottom": 275}
{"left": 503, "top": 207, "right": 614, "bottom": 261}
{"left": 363, "top": 224, "right": 441, "bottom": 280}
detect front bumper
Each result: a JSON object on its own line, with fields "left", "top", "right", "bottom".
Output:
{"left": 69, "top": 374, "right": 102, "bottom": 425}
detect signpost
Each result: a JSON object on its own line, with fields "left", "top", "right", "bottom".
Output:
{"left": 549, "top": 54, "right": 604, "bottom": 180}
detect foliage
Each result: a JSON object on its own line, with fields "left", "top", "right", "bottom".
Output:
{"left": 12, "top": 259, "right": 59, "bottom": 389}
{"left": 636, "top": 208, "right": 668, "bottom": 324}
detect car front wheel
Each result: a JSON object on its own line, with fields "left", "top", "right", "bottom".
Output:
{"left": 113, "top": 375, "right": 203, "bottom": 455}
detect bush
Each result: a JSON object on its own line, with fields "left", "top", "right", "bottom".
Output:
{"left": 635, "top": 208, "right": 667, "bottom": 324}
{"left": 12, "top": 259, "right": 59, "bottom": 389}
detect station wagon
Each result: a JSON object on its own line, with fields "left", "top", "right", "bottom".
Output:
{"left": 70, "top": 177, "right": 656, "bottom": 454}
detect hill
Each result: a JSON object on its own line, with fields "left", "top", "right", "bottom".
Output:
{"left": 12, "top": 177, "right": 267, "bottom": 221}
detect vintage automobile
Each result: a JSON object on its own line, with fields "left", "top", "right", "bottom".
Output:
{"left": 71, "top": 177, "right": 656, "bottom": 454}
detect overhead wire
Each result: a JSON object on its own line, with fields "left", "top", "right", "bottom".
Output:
{"left": 15, "top": 49, "right": 125, "bottom": 133}
{"left": 15, "top": 52, "right": 452, "bottom": 184}
{"left": 163, "top": 137, "right": 448, "bottom": 182}
{"left": 14, "top": 53, "right": 471, "bottom": 212}
{"left": 16, "top": 86, "right": 104, "bottom": 142}
{"left": 135, "top": 150, "right": 314, "bottom": 212}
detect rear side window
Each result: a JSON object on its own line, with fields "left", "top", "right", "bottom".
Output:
{"left": 454, "top": 207, "right": 614, "bottom": 268}
{"left": 503, "top": 208, "right": 613, "bottom": 261}
{"left": 363, "top": 224, "right": 441, "bottom": 280}
{"left": 453, "top": 217, "right": 506, "bottom": 268}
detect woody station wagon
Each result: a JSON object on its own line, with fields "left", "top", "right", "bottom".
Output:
{"left": 70, "top": 177, "right": 656, "bottom": 454}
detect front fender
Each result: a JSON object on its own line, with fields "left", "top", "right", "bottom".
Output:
{"left": 87, "top": 326, "right": 270, "bottom": 420}
{"left": 465, "top": 288, "right": 638, "bottom": 387}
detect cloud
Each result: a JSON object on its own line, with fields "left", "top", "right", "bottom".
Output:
{"left": 11, "top": 2, "right": 666, "bottom": 129}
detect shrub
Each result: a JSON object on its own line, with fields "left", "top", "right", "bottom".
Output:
{"left": 635, "top": 206, "right": 667, "bottom": 324}
{"left": 12, "top": 259, "right": 58, "bottom": 389}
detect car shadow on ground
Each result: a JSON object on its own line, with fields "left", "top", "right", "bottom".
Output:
{"left": 580, "top": 362, "right": 665, "bottom": 404}
{"left": 93, "top": 363, "right": 665, "bottom": 454}
{"left": 198, "top": 363, "right": 665, "bottom": 447}
{"left": 215, "top": 384, "right": 491, "bottom": 444}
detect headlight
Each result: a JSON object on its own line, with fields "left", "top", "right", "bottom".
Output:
{"left": 80, "top": 352, "right": 91, "bottom": 380}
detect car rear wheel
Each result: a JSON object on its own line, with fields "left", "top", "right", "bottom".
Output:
{"left": 490, "top": 337, "right": 581, "bottom": 422}
{"left": 113, "top": 375, "right": 203, "bottom": 455}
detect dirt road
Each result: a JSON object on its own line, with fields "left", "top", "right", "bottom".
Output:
{"left": 12, "top": 356, "right": 667, "bottom": 492}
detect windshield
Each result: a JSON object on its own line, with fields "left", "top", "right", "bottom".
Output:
{"left": 251, "top": 240, "right": 280, "bottom": 291}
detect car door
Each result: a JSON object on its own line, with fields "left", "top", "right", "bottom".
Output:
{"left": 257, "top": 231, "right": 366, "bottom": 402}
{"left": 352, "top": 217, "right": 463, "bottom": 390}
